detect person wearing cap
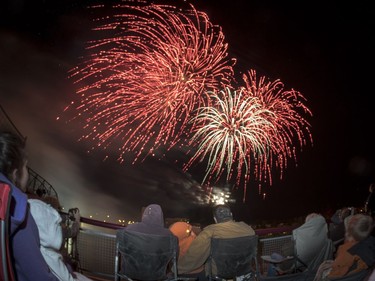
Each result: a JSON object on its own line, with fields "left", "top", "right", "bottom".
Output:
{"left": 177, "top": 204, "right": 255, "bottom": 278}
{"left": 169, "top": 222, "right": 205, "bottom": 280}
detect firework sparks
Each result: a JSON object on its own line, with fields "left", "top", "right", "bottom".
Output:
{"left": 242, "top": 69, "right": 313, "bottom": 189}
{"left": 67, "top": 2, "right": 235, "bottom": 163}
{"left": 184, "top": 70, "right": 313, "bottom": 200}
{"left": 184, "top": 87, "right": 277, "bottom": 199}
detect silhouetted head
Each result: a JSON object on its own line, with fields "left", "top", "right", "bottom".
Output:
{"left": 305, "top": 212, "right": 320, "bottom": 223}
{"left": 213, "top": 204, "right": 233, "bottom": 223}
{"left": 345, "top": 214, "right": 373, "bottom": 242}
{"left": 141, "top": 204, "right": 165, "bottom": 226}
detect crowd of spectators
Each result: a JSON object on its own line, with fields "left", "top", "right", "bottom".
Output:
{"left": 1, "top": 130, "right": 375, "bottom": 281}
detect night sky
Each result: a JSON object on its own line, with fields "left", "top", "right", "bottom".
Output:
{"left": 1, "top": 0, "right": 374, "bottom": 226}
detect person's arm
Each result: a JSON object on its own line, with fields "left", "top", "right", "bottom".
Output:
{"left": 40, "top": 248, "right": 77, "bottom": 281}
{"left": 11, "top": 210, "right": 60, "bottom": 281}
{"left": 177, "top": 228, "right": 211, "bottom": 274}
{"left": 62, "top": 208, "right": 81, "bottom": 239}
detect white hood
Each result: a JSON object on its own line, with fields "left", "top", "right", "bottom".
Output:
{"left": 28, "top": 199, "right": 63, "bottom": 251}
{"left": 28, "top": 199, "right": 81, "bottom": 281}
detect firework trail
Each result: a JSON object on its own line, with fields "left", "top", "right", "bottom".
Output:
{"left": 242, "top": 69, "right": 313, "bottom": 188}
{"left": 68, "top": 2, "right": 235, "bottom": 163}
{"left": 183, "top": 87, "right": 277, "bottom": 199}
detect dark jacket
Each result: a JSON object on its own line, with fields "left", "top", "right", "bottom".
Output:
{"left": 348, "top": 235, "right": 375, "bottom": 268}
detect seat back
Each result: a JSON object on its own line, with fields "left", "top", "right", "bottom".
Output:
{"left": 207, "top": 235, "right": 259, "bottom": 280}
{"left": 115, "top": 229, "right": 178, "bottom": 281}
{"left": 259, "top": 237, "right": 333, "bottom": 280}
{"left": 0, "top": 182, "right": 15, "bottom": 281}
{"left": 306, "top": 238, "right": 333, "bottom": 272}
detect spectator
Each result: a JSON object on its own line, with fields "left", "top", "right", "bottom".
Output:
{"left": 169, "top": 221, "right": 205, "bottom": 280}
{"left": 26, "top": 193, "right": 81, "bottom": 270}
{"left": 0, "top": 131, "right": 59, "bottom": 281}
{"left": 125, "top": 203, "right": 173, "bottom": 235}
{"left": 170, "top": 221, "right": 197, "bottom": 258}
{"left": 28, "top": 198, "right": 93, "bottom": 281}
{"left": 313, "top": 214, "right": 374, "bottom": 281}
{"left": 266, "top": 213, "right": 329, "bottom": 276}
{"left": 31, "top": 195, "right": 81, "bottom": 241}
{"left": 328, "top": 207, "right": 352, "bottom": 250}
{"left": 177, "top": 204, "right": 255, "bottom": 277}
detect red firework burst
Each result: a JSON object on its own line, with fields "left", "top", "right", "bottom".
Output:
{"left": 183, "top": 87, "right": 277, "bottom": 199}
{"left": 183, "top": 70, "right": 312, "bottom": 200}
{"left": 68, "top": 2, "right": 235, "bottom": 163}
{"left": 242, "top": 69, "right": 313, "bottom": 189}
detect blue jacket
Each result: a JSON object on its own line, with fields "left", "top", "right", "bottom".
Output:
{"left": 0, "top": 173, "right": 59, "bottom": 281}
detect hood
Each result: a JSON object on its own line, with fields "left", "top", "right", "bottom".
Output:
{"left": 301, "top": 214, "right": 327, "bottom": 237}
{"left": 28, "top": 199, "right": 63, "bottom": 251}
{"left": 141, "top": 204, "right": 164, "bottom": 226}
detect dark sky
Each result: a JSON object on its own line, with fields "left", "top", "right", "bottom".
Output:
{"left": 1, "top": 0, "right": 374, "bottom": 226}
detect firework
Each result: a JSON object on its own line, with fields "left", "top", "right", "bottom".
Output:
{"left": 68, "top": 2, "right": 235, "bottom": 163}
{"left": 183, "top": 87, "right": 277, "bottom": 199}
{"left": 242, "top": 69, "right": 313, "bottom": 189}
{"left": 184, "top": 70, "right": 313, "bottom": 200}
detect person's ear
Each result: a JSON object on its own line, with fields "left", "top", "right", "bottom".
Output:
{"left": 11, "top": 169, "right": 18, "bottom": 184}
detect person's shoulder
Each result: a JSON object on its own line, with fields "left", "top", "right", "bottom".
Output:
{"left": 28, "top": 198, "right": 61, "bottom": 222}
{"left": 28, "top": 198, "right": 54, "bottom": 210}
{"left": 232, "top": 220, "right": 254, "bottom": 228}
{"left": 202, "top": 222, "right": 217, "bottom": 230}
{"left": 125, "top": 223, "right": 140, "bottom": 231}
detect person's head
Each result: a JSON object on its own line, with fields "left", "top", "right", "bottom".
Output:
{"left": 305, "top": 212, "right": 319, "bottom": 223}
{"left": 213, "top": 204, "right": 233, "bottom": 223}
{"left": 141, "top": 204, "right": 165, "bottom": 226}
{"left": 0, "top": 131, "right": 29, "bottom": 191}
{"left": 345, "top": 214, "right": 373, "bottom": 242}
{"left": 169, "top": 221, "right": 195, "bottom": 240}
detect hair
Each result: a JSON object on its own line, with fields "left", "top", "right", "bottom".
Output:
{"left": 213, "top": 204, "right": 233, "bottom": 223}
{"left": 0, "top": 131, "right": 27, "bottom": 181}
{"left": 346, "top": 214, "right": 374, "bottom": 242}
